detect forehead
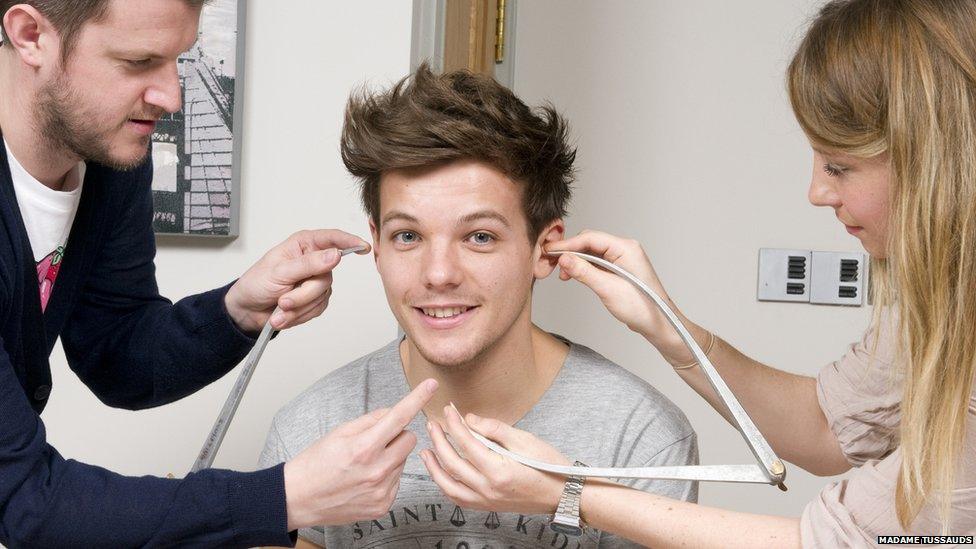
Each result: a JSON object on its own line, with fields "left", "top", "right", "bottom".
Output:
{"left": 77, "top": 0, "right": 201, "bottom": 56}
{"left": 378, "top": 160, "right": 525, "bottom": 226}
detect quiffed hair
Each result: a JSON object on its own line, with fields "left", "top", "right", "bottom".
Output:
{"left": 340, "top": 63, "right": 576, "bottom": 241}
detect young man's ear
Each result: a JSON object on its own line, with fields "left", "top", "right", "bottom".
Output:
{"left": 533, "top": 219, "right": 565, "bottom": 279}
{"left": 368, "top": 217, "right": 380, "bottom": 262}
{"left": 3, "top": 5, "right": 58, "bottom": 69}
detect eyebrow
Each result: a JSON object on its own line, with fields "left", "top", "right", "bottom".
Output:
{"left": 380, "top": 209, "right": 512, "bottom": 229}
{"left": 457, "top": 210, "right": 511, "bottom": 229}
{"left": 380, "top": 211, "right": 420, "bottom": 227}
{"left": 109, "top": 38, "right": 199, "bottom": 60}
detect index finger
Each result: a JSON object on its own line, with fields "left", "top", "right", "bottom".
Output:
{"left": 331, "top": 407, "right": 390, "bottom": 436}
{"left": 365, "top": 378, "right": 438, "bottom": 447}
{"left": 545, "top": 230, "right": 628, "bottom": 263}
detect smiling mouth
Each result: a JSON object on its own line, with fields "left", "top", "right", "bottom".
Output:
{"left": 417, "top": 306, "right": 476, "bottom": 318}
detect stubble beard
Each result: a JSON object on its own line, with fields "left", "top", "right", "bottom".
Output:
{"left": 35, "top": 73, "right": 149, "bottom": 171}
{"left": 408, "top": 296, "right": 531, "bottom": 372}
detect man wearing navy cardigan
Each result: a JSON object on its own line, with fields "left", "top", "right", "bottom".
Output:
{"left": 0, "top": 1, "right": 437, "bottom": 547}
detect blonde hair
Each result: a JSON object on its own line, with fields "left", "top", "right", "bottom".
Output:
{"left": 788, "top": 0, "right": 976, "bottom": 530}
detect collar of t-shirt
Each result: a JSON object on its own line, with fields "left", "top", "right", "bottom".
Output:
{"left": 4, "top": 139, "right": 85, "bottom": 311}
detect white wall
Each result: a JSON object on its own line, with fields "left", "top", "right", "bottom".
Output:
{"left": 42, "top": 1, "right": 410, "bottom": 476}
{"left": 515, "top": 1, "right": 872, "bottom": 517}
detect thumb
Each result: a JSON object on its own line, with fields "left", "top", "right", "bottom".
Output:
{"left": 465, "top": 413, "right": 526, "bottom": 450}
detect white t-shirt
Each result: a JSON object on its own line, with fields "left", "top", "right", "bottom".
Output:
{"left": 5, "top": 140, "right": 85, "bottom": 311}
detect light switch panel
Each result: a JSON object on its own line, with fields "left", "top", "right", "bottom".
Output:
{"left": 758, "top": 248, "right": 811, "bottom": 302}
{"left": 809, "top": 251, "right": 868, "bottom": 306}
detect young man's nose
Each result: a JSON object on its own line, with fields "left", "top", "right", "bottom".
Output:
{"left": 143, "top": 62, "right": 183, "bottom": 114}
{"left": 422, "top": 244, "right": 464, "bottom": 289}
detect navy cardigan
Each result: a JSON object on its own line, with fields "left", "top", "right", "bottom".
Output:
{"left": 0, "top": 144, "right": 295, "bottom": 548}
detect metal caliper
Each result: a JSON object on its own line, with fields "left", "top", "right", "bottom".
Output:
{"left": 189, "top": 245, "right": 367, "bottom": 473}
{"left": 467, "top": 250, "right": 788, "bottom": 490}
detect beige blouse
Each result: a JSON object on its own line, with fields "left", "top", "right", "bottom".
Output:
{"left": 800, "top": 317, "right": 976, "bottom": 547}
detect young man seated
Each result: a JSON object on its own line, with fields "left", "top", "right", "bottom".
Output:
{"left": 259, "top": 65, "right": 698, "bottom": 548}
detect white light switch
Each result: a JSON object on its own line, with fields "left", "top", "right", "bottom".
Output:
{"left": 757, "top": 248, "right": 811, "bottom": 302}
{"left": 809, "top": 251, "right": 868, "bottom": 306}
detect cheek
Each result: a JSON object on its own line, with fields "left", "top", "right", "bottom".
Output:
{"left": 83, "top": 81, "right": 143, "bottom": 118}
{"left": 376, "top": 254, "right": 412, "bottom": 299}
{"left": 477, "top": 253, "right": 533, "bottom": 302}
{"left": 857, "top": 189, "right": 890, "bottom": 232}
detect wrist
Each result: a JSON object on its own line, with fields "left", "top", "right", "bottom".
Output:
{"left": 544, "top": 475, "right": 565, "bottom": 514}
{"left": 283, "top": 461, "right": 308, "bottom": 532}
{"left": 550, "top": 462, "right": 587, "bottom": 536}
{"left": 646, "top": 316, "right": 708, "bottom": 366}
{"left": 223, "top": 285, "right": 265, "bottom": 335}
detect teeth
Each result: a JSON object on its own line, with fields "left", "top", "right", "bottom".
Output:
{"left": 422, "top": 306, "right": 469, "bottom": 318}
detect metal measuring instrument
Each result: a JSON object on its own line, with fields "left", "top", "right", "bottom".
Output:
{"left": 467, "top": 250, "right": 788, "bottom": 489}
{"left": 190, "top": 245, "right": 367, "bottom": 473}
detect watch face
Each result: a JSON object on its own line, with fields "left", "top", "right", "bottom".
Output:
{"left": 550, "top": 519, "right": 584, "bottom": 537}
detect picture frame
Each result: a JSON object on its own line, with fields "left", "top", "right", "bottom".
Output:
{"left": 151, "top": 0, "right": 246, "bottom": 237}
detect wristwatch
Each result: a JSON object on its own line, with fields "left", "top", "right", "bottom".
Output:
{"left": 549, "top": 461, "right": 587, "bottom": 536}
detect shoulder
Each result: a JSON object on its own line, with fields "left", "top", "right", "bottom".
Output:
{"left": 559, "top": 339, "right": 695, "bottom": 442}
{"left": 270, "top": 340, "right": 400, "bottom": 442}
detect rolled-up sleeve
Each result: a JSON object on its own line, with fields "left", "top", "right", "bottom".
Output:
{"left": 801, "top": 316, "right": 976, "bottom": 547}
{"left": 815, "top": 317, "right": 901, "bottom": 466}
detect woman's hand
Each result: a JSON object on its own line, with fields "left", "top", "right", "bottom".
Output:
{"left": 420, "top": 405, "right": 569, "bottom": 516}
{"left": 547, "top": 230, "right": 696, "bottom": 364}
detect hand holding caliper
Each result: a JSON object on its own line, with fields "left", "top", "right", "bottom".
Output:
{"left": 547, "top": 229, "right": 702, "bottom": 364}
{"left": 548, "top": 230, "right": 847, "bottom": 477}
{"left": 224, "top": 229, "right": 372, "bottom": 334}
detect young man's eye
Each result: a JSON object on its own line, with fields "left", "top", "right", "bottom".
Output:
{"left": 468, "top": 232, "right": 495, "bottom": 245}
{"left": 823, "top": 163, "right": 847, "bottom": 177}
{"left": 126, "top": 58, "right": 153, "bottom": 67}
{"left": 393, "top": 231, "right": 419, "bottom": 245}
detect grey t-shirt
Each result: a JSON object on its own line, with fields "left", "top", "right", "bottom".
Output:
{"left": 260, "top": 337, "right": 698, "bottom": 548}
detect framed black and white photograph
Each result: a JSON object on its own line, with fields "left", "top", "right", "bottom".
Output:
{"left": 151, "top": 0, "right": 245, "bottom": 236}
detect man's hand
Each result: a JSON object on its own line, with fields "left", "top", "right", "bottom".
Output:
{"left": 283, "top": 379, "right": 438, "bottom": 531}
{"left": 224, "top": 229, "right": 370, "bottom": 334}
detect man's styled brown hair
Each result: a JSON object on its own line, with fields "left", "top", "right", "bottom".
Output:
{"left": 0, "top": 0, "right": 208, "bottom": 61}
{"left": 341, "top": 64, "right": 576, "bottom": 241}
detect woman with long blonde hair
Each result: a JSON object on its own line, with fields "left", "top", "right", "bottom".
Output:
{"left": 419, "top": 0, "right": 976, "bottom": 546}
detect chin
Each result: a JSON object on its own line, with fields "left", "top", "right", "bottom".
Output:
{"left": 421, "top": 342, "right": 481, "bottom": 368}
{"left": 105, "top": 145, "right": 151, "bottom": 171}
{"left": 410, "top": 332, "right": 486, "bottom": 369}
{"left": 860, "top": 240, "right": 884, "bottom": 258}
